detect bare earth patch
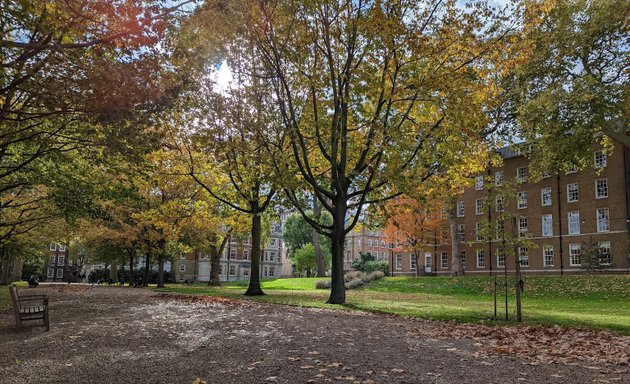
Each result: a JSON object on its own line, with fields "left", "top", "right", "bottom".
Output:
{"left": 0, "top": 285, "right": 627, "bottom": 384}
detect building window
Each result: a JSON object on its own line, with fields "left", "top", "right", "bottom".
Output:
{"left": 541, "top": 187, "right": 552, "bottom": 206}
{"left": 517, "top": 191, "right": 527, "bottom": 209}
{"left": 496, "top": 248, "right": 505, "bottom": 268}
{"left": 567, "top": 183, "right": 579, "bottom": 203}
{"left": 542, "top": 214, "right": 553, "bottom": 237}
{"left": 263, "top": 266, "right": 268, "bottom": 277}
{"left": 569, "top": 243, "right": 581, "bottom": 266}
{"left": 568, "top": 211, "right": 580, "bottom": 235}
{"left": 374, "top": 251, "right": 379, "bottom": 259}
{"left": 49, "top": 243, "right": 56, "bottom": 251}
{"left": 496, "top": 220, "right": 505, "bottom": 241}
{"left": 595, "top": 179, "right": 608, "bottom": 199}
{"left": 495, "top": 196, "right": 504, "bottom": 212}
{"left": 441, "top": 252, "right": 448, "bottom": 268}
{"left": 518, "top": 217, "right": 528, "bottom": 238}
{"left": 476, "top": 249, "right": 485, "bottom": 268}
{"left": 47, "top": 268, "right": 54, "bottom": 278}
{"left": 475, "top": 199, "right": 483, "bottom": 215}
{"left": 518, "top": 247, "right": 529, "bottom": 267}
{"left": 543, "top": 246, "right": 554, "bottom": 267}
{"left": 268, "top": 251, "right": 276, "bottom": 261}
{"left": 243, "top": 268, "right": 250, "bottom": 276}
{"left": 381, "top": 240, "right": 386, "bottom": 248}
{"left": 56, "top": 269, "right": 64, "bottom": 279}
{"left": 596, "top": 208, "right": 609, "bottom": 232}
{"left": 542, "top": 170, "right": 551, "bottom": 178}
{"left": 229, "top": 265, "right": 236, "bottom": 276}
{"left": 218, "top": 265, "right": 224, "bottom": 275}
{"left": 270, "top": 238, "right": 277, "bottom": 246}
{"left": 229, "top": 249, "right": 237, "bottom": 260}
{"left": 475, "top": 222, "right": 482, "bottom": 242}
{"left": 475, "top": 175, "right": 484, "bottom": 190}
{"left": 179, "top": 264, "right": 185, "bottom": 273}
{"left": 357, "top": 239, "right": 361, "bottom": 246}
{"left": 49, "top": 255, "right": 56, "bottom": 266}
{"left": 58, "top": 244, "right": 66, "bottom": 252}
{"left": 457, "top": 201, "right": 465, "bottom": 217}
{"left": 243, "top": 250, "right": 249, "bottom": 260}
{"left": 410, "top": 255, "right": 416, "bottom": 270}
{"left": 567, "top": 165, "right": 578, "bottom": 174}
{"left": 57, "top": 256, "right": 65, "bottom": 266}
{"left": 594, "top": 151, "right": 607, "bottom": 169}
{"left": 495, "top": 171, "right": 504, "bottom": 186}
{"left": 517, "top": 166, "right": 528, "bottom": 183}
{"left": 395, "top": 255, "right": 402, "bottom": 270}
{"left": 457, "top": 224, "right": 466, "bottom": 243}
{"left": 598, "top": 242, "right": 611, "bottom": 266}
{"left": 269, "top": 266, "right": 275, "bottom": 277}
{"left": 459, "top": 251, "right": 466, "bottom": 267}
{"left": 441, "top": 226, "right": 449, "bottom": 243}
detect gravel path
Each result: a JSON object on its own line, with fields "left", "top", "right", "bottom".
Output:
{"left": 0, "top": 285, "right": 627, "bottom": 384}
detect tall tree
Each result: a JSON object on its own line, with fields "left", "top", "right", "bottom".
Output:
{"left": 245, "top": 0, "right": 513, "bottom": 303}
{"left": 509, "top": 0, "right": 629, "bottom": 171}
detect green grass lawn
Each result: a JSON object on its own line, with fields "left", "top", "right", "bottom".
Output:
{"left": 0, "top": 281, "right": 27, "bottom": 311}
{"left": 168, "top": 275, "right": 630, "bottom": 335}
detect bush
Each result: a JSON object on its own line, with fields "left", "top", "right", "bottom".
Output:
{"left": 350, "top": 252, "right": 375, "bottom": 271}
{"left": 363, "top": 260, "right": 390, "bottom": 275}
{"left": 315, "top": 280, "right": 331, "bottom": 289}
{"left": 345, "top": 278, "right": 365, "bottom": 289}
{"left": 365, "top": 271, "right": 385, "bottom": 282}
{"left": 344, "top": 270, "right": 366, "bottom": 282}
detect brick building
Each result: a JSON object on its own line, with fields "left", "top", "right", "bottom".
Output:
{"left": 385, "top": 143, "right": 630, "bottom": 275}
{"left": 46, "top": 243, "right": 69, "bottom": 281}
{"left": 173, "top": 221, "right": 288, "bottom": 283}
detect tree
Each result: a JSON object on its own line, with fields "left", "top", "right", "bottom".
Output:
{"left": 293, "top": 243, "right": 331, "bottom": 277}
{"left": 383, "top": 196, "right": 445, "bottom": 277}
{"left": 282, "top": 212, "right": 332, "bottom": 260}
{"left": 243, "top": 0, "right": 515, "bottom": 304}
{"left": 510, "top": 0, "right": 629, "bottom": 171}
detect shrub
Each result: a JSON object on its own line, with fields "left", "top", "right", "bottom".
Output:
{"left": 365, "top": 271, "right": 385, "bottom": 282}
{"left": 344, "top": 270, "right": 366, "bottom": 282}
{"left": 345, "top": 278, "right": 365, "bottom": 289}
{"left": 350, "top": 252, "right": 375, "bottom": 271}
{"left": 315, "top": 280, "right": 331, "bottom": 289}
{"left": 363, "top": 260, "right": 390, "bottom": 275}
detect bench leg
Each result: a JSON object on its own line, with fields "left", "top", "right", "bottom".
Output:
{"left": 44, "top": 308, "right": 49, "bottom": 331}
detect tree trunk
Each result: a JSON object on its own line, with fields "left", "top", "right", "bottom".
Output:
{"left": 448, "top": 205, "right": 462, "bottom": 275}
{"left": 244, "top": 210, "right": 265, "bottom": 296}
{"left": 312, "top": 196, "right": 326, "bottom": 277}
{"left": 208, "top": 244, "right": 222, "bottom": 286}
{"left": 128, "top": 249, "right": 135, "bottom": 287}
{"left": 143, "top": 252, "right": 151, "bottom": 287}
{"left": 157, "top": 254, "right": 165, "bottom": 288}
{"left": 327, "top": 199, "right": 347, "bottom": 304}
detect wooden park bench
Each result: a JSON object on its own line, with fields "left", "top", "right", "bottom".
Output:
{"left": 9, "top": 285, "right": 50, "bottom": 331}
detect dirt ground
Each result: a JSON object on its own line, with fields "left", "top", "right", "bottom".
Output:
{"left": 0, "top": 285, "right": 628, "bottom": 384}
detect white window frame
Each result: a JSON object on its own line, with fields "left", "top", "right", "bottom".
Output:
{"left": 594, "top": 151, "right": 607, "bottom": 169}
{"left": 49, "top": 243, "right": 57, "bottom": 251}
{"left": 441, "top": 252, "right": 448, "bottom": 269}
{"left": 56, "top": 268, "right": 64, "bottom": 279}
{"left": 543, "top": 245, "right": 554, "bottom": 267}
{"left": 518, "top": 247, "right": 529, "bottom": 267}
{"left": 57, "top": 255, "right": 65, "bottom": 266}
{"left": 457, "top": 201, "right": 465, "bottom": 217}
{"left": 243, "top": 250, "right": 249, "bottom": 260}
{"left": 496, "top": 248, "right": 505, "bottom": 268}
{"left": 567, "top": 183, "right": 579, "bottom": 203}
{"left": 229, "top": 265, "right": 236, "bottom": 276}
{"left": 476, "top": 249, "right": 485, "bottom": 268}
{"left": 457, "top": 224, "right": 465, "bottom": 243}
{"left": 598, "top": 241, "right": 611, "bottom": 266}
{"left": 58, "top": 244, "right": 66, "bottom": 252}
{"left": 410, "top": 255, "right": 416, "bottom": 270}
{"left": 374, "top": 251, "right": 379, "bottom": 259}
{"left": 568, "top": 211, "right": 580, "bottom": 235}
{"left": 517, "top": 191, "right": 527, "bottom": 209}
{"left": 269, "top": 266, "right": 275, "bottom": 277}
{"left": 517, "top": 167, "right": 528, "bottom": 183}
{"left": 541, "top": 187, "right": 552, "bottom": 206}
{"left": 395, "top": 255, "right": 402, "bottom": 270}
{"left": 596, "top": 208, "right": 610, "bottom": 232}
{"left": 595, "top": 178, "right": 608, "bottom": 199}
{"left": 518, "top": 217, "right": 528, "bottom": 238}
{"left": 243, "top": 268, "right": 250, "bottom": 277}
{"left": 229, "top": 249, "right": 237, "bottom": 260}
{"left": 569, "top": 243, "right": 581, "bottom": 266}
{"left": 47, "top": 268, "right": 54, "bottom": 278}
{"left": 179, "top": 264, "right": 185, "bottom": 273}
{"left": 475, "top": 199, "right": 483, "bottom": 215}
{"left": 475, "top": 222, "right": 482, "bottom": 242}
{"left": 542, "top": 170, "right": 551, "bottom": 179}
{"left": 49, "top": 255, "right": 56, "bottom": 266}
{"left": 475, "top": 175, "right": 484, "bottom": 190}
{"left": 495, "top": 171, "right": 504, "bottom": 186}
{"left": 495, "top": 196, "right": 504, "bottom": 212}
{"left": 542, "top": 214, "right": 553, "bottom": 237}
